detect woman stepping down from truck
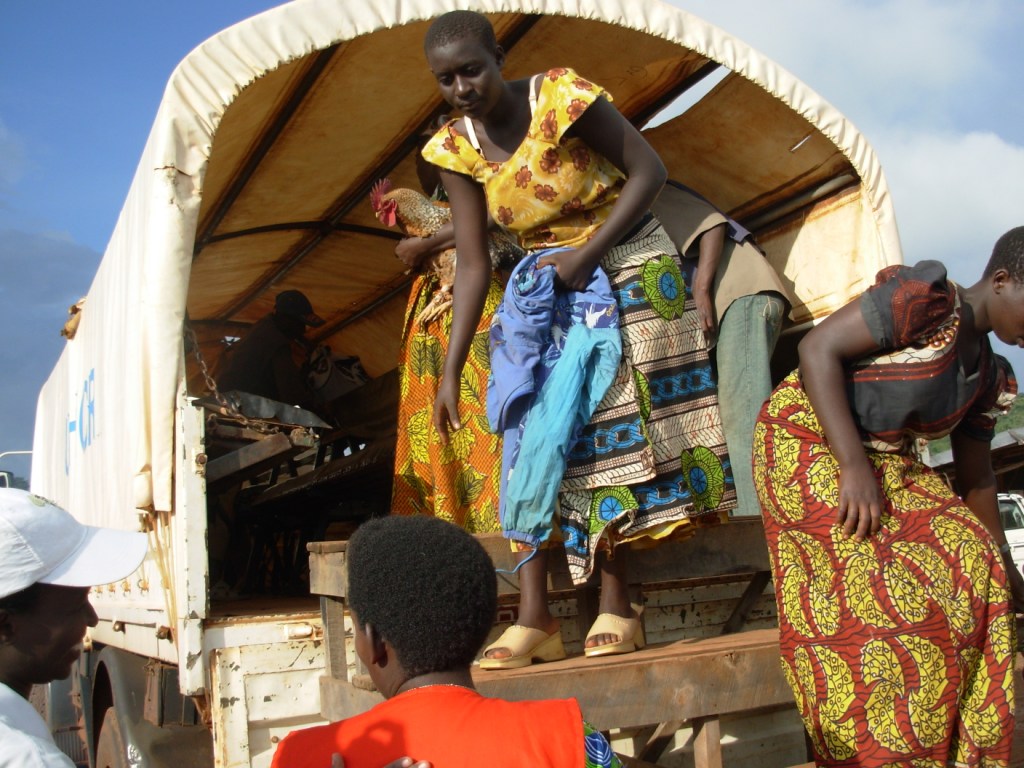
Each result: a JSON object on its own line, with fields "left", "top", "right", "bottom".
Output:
{"left": 420, "top": 10, "right": 736, "bottom": 668}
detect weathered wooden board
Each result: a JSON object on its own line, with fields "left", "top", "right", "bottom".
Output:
{"left": 308, "top": 520, "right": 771, "bottom": 598}
{"left": 206, "top": 432, "right": 298, "bottom": 488}
{"left": 319, "top": 628, "right": 791, "bottom": 731}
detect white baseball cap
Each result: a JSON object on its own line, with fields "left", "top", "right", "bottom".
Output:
{"left": 0, "top": 488, "right": 148, "bottom": 600}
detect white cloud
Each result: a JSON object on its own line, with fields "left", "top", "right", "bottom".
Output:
{"left": 672, "top": 0, "right": 1023, "bottom": 273}
{"left": 672, "top": 0, "right": 1024, "bottom": 377}
{"left": 878, "top": 130, "right": 1024, "bottom": 280}
{"left": 679, "top": 0, "right": 1011, "bottom": 131}
{"left": 876, "top": 129, "right": 1024, "bottom": 374}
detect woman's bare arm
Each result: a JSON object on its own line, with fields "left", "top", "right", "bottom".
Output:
{"left": 798, "top": 299, "right": 884, "bottom": 540}
{"left": 951, "top": 429, "right": 1024, "bottom": 611}
{"left": 537, "top": 97, "right": 667, "bottom": 290}
{"left": 693, "top": 223, "right": 726, "bottom": 340}
{"left": 432, "top": 169, "right": 492, "bottom": 442}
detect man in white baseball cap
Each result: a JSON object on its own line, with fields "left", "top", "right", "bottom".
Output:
{"left": 0, "top": 488, "right": 147, "bottom": 768}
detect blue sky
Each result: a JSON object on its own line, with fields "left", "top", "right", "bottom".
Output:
{"left": 1, "top": 1, "right": 1022, "bottom": 481}
{"left": 0, "top": 2, "right": 279, "bottom": 480}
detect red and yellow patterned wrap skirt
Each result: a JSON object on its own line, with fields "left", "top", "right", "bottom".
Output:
{"left": 754, "top": 372, "right": 1015, "bottom": 767}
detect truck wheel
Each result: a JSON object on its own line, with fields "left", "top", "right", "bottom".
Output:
{"left": 95, "top": 708, "right": 128, "bottom": 768}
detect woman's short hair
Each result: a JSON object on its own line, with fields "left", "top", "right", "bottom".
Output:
{"left": 347, "top": 516, "right": 497, "bottom": 677}
{"left": 985, "top": 226, "right": 1024, "bottom": 282}
{"left": 424, "top": 10, "right": 498, "bottom": 55}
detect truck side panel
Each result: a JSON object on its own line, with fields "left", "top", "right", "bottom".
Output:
{"left": 175, "top": 384, "right": 211, "bottom": 696}
{"left": 209, "top": 641, "right": 325, "bottom": 768}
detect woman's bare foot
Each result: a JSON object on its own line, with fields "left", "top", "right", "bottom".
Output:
{"left": 584, "top": 605, "right": 638, "bottom": 649}
{"left": 485, "top": 549, "right": 556, "bottom": 660}
{"left": 584, "top": 547, "right": 638, "bottom": 649}
{"left": 483, "top": 613, "right": 560, "bottom": 660}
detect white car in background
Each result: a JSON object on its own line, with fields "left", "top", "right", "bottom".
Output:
{"left": 998, "top": 493, "right": 1024, "bottom": 578}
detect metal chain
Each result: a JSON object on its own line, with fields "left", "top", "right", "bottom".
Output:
{"left": 184, "top": 322, "right": 278, "bottom": 435}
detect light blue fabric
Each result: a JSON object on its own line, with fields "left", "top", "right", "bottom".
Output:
{"left": 488, "top": 250, "right": 569, "bottom": 535}
{"left": 487, "top": 249, "right": 621, "bottom": 547}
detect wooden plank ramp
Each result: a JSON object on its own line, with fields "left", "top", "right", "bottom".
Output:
{"left": 308, "top": 520, "right": 805, "bottom": 767}
{"left": 317, "top": 630, "right": 794, "bottom": 767}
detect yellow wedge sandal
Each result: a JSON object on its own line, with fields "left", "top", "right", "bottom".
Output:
{"left": 478, "top": 625, "right": 566, "bottom": 670}
{"left": 583, "top": 604, "right": 645, "bottom": 658}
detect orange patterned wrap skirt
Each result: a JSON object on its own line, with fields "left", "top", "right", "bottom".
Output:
{"left": 391, "top": 272, "right": 504, "bottom": 533}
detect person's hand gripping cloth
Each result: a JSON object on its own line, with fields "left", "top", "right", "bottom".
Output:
{"left": 487, "top": 249, "right": 622, "bottom": 550}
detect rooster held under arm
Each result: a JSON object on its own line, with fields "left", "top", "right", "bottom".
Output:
{"left": 370, "top": 178, "right": 522, "bottom": 325}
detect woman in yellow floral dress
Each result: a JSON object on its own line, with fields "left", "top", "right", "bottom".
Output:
{"left": 420, "top": 10, "right": 735, "bottom": 669}
{"left": 754, "top": 231, "right": 1024, "bottom": 765}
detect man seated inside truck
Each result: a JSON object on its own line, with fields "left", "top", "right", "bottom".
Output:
{"left": 0, "top": 488, "right": 147, "bottom": 768}
{"left": 216, "top": 289, "right": 325, "bottom": 412}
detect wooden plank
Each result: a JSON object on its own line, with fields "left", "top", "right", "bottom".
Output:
{"left": 617, "top": 757, "right": 666, "bottom": 768}
{"left": 620, "top": 521, "right": 770, "bottom": 579}
{"left": 308, "top": 540, "right": 349, "bottom": 555}
{"left": 693, "top": 716, "right": 723, "bottom": 768}
{"left": 319, "top": 674, "right": 381, "bottom": 720}
{"left": 206, "top": 432, "right": 298, "bottom": 486}
{"left": 319, "top": 629, "right": 791, "bottom": 730}
{"left": 637, "top": 719, "right": 686, "bottom": 763}
{"left": 309, "top": 548, "right": 348, "bottom": 598}
{"left": 485, "top": 520, "right": 772, "bottom": 583}
{"left": 309, "top": 535, "right": 576, "bottom": 596}
{"left": 320, "top": 596, "right": 348, "bottom": 681}
{"left": 307, "top": 520, "right": 771, "bottom": 599}
{"left": 642, "top": 579, "right": 776, "bottom": 640}
{"left": 720, "top": 570, "right": 772, "bottom": 635}
{"left": 473, "top": 630, "right": 790, "bottom": 730}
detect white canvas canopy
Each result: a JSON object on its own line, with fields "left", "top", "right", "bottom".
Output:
{"left": 33, "top": 0, "right": 901, "bottom": 529}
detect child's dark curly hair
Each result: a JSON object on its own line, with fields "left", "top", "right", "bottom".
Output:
{"left": 347, "top": 516, "right": 497, "bottom": 677}
{"left": 424, "top": 10, "right": 498, "bottom": 56}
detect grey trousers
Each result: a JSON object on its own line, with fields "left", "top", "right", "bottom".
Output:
{"left": 714, "top": 292, "right": 785, "bottom": 517}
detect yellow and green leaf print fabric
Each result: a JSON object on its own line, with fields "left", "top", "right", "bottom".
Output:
{"left": 392, "top": 272, "right": 504, "bottom": 533}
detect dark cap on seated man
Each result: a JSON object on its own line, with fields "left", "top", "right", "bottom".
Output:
{"left": 0, "top": 489, "right": 148, "bottom": 767}
{"left": 276, "top": 289, "right": 325, "bottom": 328}
{"left": 216, "top": 290, "right": 326, "bottom": 407}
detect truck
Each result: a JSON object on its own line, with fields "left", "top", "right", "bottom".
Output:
{"left": 999, "top": 492, "right": 1024, "bottom": 578}
{"left": 29, "top": 0, "right": 902, "bottom": 766}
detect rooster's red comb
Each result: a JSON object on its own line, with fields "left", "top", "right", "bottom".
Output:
{"left": 369, "top": 178, "right": 393, "bottom": 212}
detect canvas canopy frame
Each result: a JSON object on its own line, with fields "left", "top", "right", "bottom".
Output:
{"left": 33, "top": 0, "right": 901, "bottom": 529}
